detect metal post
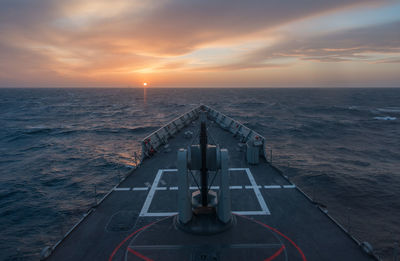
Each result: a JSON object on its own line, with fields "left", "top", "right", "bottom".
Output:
{"left": 178, "top": 149, "right": 192, "bottom": 223}
{"left": 394, "top": 241, "right": 398, "bottom": 261}
{"left": 217, "top": 149, "right": 231, "bottom": 223}
{"left": 134, "top": 152, "right": 137, "bottom": 167}
{"left": 200, "top": 113, "right": 208, "bottom": 206}
{"left": 270, "top": 149, "right": 272, "bottom": 164}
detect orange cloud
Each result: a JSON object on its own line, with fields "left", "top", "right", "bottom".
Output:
{"left": 0, "top": 0, "right": 399, "bottom": 87}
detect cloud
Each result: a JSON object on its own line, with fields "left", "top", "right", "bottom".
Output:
{"left": 219, "top": 20, "right": 400, "bottom": 69}
{"left": 0, "top": 0, "right": 397, "bottom": 86}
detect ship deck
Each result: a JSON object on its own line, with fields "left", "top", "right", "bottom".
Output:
{"left": 46, "top": 109, "right": 376, "bottom": 261}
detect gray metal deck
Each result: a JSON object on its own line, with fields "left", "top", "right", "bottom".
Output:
{"left": 46, "top": 106, "right": 376, "bottom": 261}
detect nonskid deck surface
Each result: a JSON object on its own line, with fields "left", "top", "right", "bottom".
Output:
{"left": 47, "top": 118, "right": 375, "bottom": 261}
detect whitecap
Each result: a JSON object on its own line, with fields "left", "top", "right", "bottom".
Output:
{"left": 373, "top": 116, "right": 397, "bottom": 121}
{"left": 377, "top": 107, "right": 400, "bottom": 113}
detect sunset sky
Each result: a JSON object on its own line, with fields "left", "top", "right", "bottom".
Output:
{"left": 0, "top": 0, "right": 399, "bottom": 87}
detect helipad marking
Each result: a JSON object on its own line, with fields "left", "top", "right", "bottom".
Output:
{"left": 132, "top": 187, "right": 149, "bottom": 191}
{"left": 139, "top": 168, "right": 272, "bottom": 217}
{"left": 264, "top": 185, "right": 281, "bottom": 189}
{"left": 114, "top": 188, "right": 130, "bottom": 191}
{"left": 110, "top": 214, "right": 306, "bottom": 261}
{"left": 244, "top": 168, "right": 270, "bottom": 215}
{"left": 245, "top": 185, "right": 262, "bottom": 189}
{"left": 114, "top": 185, "right": 295, "bottom": 191}
{"left": 139, "top": 169, "right": 163, "bottom": 217}
{"left": 283, "top": 185, "right": 296, "bottom": 188}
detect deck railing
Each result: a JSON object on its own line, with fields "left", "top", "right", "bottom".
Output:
{"left": 141, "top": 104, "right": 268, "bottom": 161}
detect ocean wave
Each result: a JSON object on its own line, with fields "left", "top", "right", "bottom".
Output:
{"left": 373, "top": 116, "right": 397, "bottom": 121}
{"left": 377, "top": 107, "right": 400, "bottom": 113}
{"left": 9, "top": 125, "right": 159, "bottom": 141}
{"left": 24, "top": 126, "right": 54, "bottom": 135}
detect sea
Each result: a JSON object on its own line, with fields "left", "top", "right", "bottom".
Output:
{"left": 0, "top": 88, "right": 399, "bottom": 260}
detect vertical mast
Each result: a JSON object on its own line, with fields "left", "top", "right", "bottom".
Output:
{"left": 200, "top": 112, "right": 208, "bottom": 206}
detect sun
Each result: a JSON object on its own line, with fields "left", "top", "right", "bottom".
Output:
{"left": 143, "top": 82, "right": 147, "bottom": 87}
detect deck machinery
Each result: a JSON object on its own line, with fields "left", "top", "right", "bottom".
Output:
{"left": 176, "top": 111, "right": 232, "bottom": 233}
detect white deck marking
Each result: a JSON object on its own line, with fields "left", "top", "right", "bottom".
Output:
{"left": 141, "top": 212, "right": 178, "bottom": 217}
{"left": 163, "top": 169, "right": 178, "bottom": 172}
{"left": 264, "top": 185, "right": 281, "bottom": 189}
{"left": 114, "top": 184, "right": 293, "bottom": 191}
{"left": 145, "top": 168, "right": 258, "bottom": 172}
{"left": 228, "top": 168, "right": 246, "bottom": 171}
{"left": 139, "top": 169, "right": 163, "bottom": 217}
{"left": 245, "top": 185, "right": 262, "bottom": 189}
{"left": 114, "top": 188, "right": 130, "bottom": 191}
{"left": 245, "top": 168, "right": 271, "bottom": 215}
{"left": 140, "top": 168, "right": 273, "bottom": 217}
{"left": 132, "top": 187, "right": 149, "bottom": 191}
{"left": 232, "top": 211, "right": 270, "bottom": 216}
{"left": 283, "top": 185, "right": 296, "bottom": 188}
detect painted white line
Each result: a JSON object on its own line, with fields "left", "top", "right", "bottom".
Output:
{"left": 140, "top": 168, "right": 272, "bottom": 217}
{"left": 114, "top": 188, "right": 130, "bottom": 191}
{"left": 139, "top": 169, "right": 163, "bottom": 217}
{"left": 141, "top": 211, "right": 269, "bottom": 217}
{"left": 140, "top": 212, "right": 178, "bottom": 217}
{"left": 283, "top": 185, "right": 296, "bottom": 188}
{"left": 245, "top": 168, "right": 271, "bottom": 215}
{"left": 245, "top": 185, "right": 262, "bottom": 189}
{"left": 233, "top": 211, "right": 269, "bottom": 216}
{"left": 114, "top": 185, "right": 290, "bottom": 191}
{"left": 264, "top": 185, "right": 281, "bottom": 189}
{"left": 144, "top": 168, "right": 246, "bottom": 173}
{"left": 132, "top": 187, "right": 149, "bottom": 191}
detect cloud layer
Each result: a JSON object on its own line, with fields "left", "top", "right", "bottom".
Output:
{"left": 0, "top": 0, "right": 399, "bottom": 87}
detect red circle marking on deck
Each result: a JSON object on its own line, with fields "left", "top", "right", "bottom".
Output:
{"left": 257, "top": 221, "right": 306, "bottom": 261}
{"left": 110, "top": 215, "right": 306, "bottom": 261}
{"left": 108, "top": 221, "right": 157, "bottom": 261}
{"left": 264, "top": 245, "right": 285, "bottom": 261}
{"left": 239, "top": 215, "right": 306, "bottom": 261}
{"left": 127, "top": 247, "right": 153, "bottom": 261}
